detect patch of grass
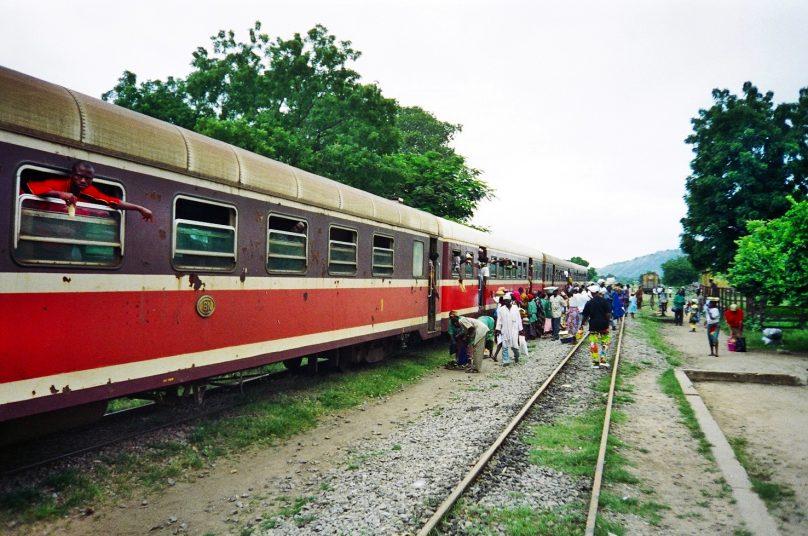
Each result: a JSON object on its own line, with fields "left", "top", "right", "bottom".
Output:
{"left": 657, "top": 369, "right": 713, "bottom": 458}
{"left": 745, "top": 326, "right": 808, "bottom": 353}
{"left": 599, "top": 491, "right": 669, "bottom": 525}
{"left": 525, "top": 409, "right": 634, "bottom": 484}
{"left": 637, "top": 314, "right": 683, "bottom": 367}
{"left": 0, "top": 342, "right": 449, "bottom": 527}
{"left": 0, "top": 469, "right": 101, "bottom": 522}
{"left": 728, "top": 436, "right": 795, "bottom": 507}
{"left": 446, "top": 500, "right": 599, "bottom": 536}
{"left": 106, "top": 397, "right": 153, "bottom": 412}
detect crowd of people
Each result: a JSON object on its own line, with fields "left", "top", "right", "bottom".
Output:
{"left": 651, "top": 282, "right": 745, "bottom": 357}
{"left": 447, "top": 279, "right": 639, "bottom": 372}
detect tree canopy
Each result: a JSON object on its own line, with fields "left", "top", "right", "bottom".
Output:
{"left": 660, "top": 256, "right": 699, "bottom": 288}
{"left": 680, "top": 82, "right": 808, "bottom": 273}
{"left": 102, "top": 22, "right": 492, "bottom": 223}
{"left": 727, "top": 197, "right": 808, "bottom": 308}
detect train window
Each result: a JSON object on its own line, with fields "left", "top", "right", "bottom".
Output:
{"left": 451, "top": 249, "right": 462, "bottom": 275}
{"left": 372, "top": 235, "right": 394, "bottom": 277}
{"left": 14, "top": 166, "right": 124, "bottom": 267}
{"left": 267, "top": 215, "right": 307, "bottom": 273}
{"left": 329, "top": 226, "right": 357, "bottom": 275}
{"left": 412, "top": 240, "right": 424, "bottom": 277}
{"left": 497, "top": 261, "right": 504, "bottom": 279}
{"left": 464, "top": 254, "right": 474, "bottom": 279}
{"left": 173, "top": 196, "right": 237, "bottom": 271}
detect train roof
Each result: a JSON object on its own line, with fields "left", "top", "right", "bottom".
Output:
{"left": 0, "top": 66, "right": 445, "bottom": 236}
{"left": 0, "top": 66, "right": 587, "bottom": 268}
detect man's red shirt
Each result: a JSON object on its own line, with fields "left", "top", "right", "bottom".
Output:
{"left": 26, "top": 178, "right": 121, "bottom": 206}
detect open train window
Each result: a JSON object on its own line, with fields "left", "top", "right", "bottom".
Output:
{"left": 267, "top": 215, "right": 307, "bottom": 274}
{"left": 173, "top": 196, "right": 236, "bottom": 271}
{"left": 372, "top": 234, "right": 394, "bottom": 277}
{"left": 13, "top": 165, "right": 124, "bottom": 267}
{"left": 451, "top": 248, "right": 462, "bottom": 275}
{"left": 328, "top": 226, "right": 357, "bottom": 275}
{"left": 464, "top": 253, "right": 474, "bottom": 279}
{"left": 412, "top": 240, "right": 424, "bottom": 277}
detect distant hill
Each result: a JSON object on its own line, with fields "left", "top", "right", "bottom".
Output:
{"left": 597, "top": 249, "right": 683, "bottom": 281}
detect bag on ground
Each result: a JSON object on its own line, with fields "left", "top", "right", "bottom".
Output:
{"left": 519, "top": 335, "right": 529, "bottom": 357}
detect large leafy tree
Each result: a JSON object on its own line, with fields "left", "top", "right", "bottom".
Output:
{"left": 102, "top": 22, "right": 491, "bottom": 222}
{"left": 680, "top": 82, "right": 807, "bottom": 273}
{"left": 660, "top": 256, "right": 699, "bottom": 287}
{"left": 728, "top": 198, "right": 808, "bottom": 308}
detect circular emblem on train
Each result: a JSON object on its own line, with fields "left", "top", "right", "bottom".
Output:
{"left": 196, "top": 295, "right": 216, "bottom": 318}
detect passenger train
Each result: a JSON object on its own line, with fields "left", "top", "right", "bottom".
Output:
{"left": 0, "top": 66, "right": 586, "bottom": 428}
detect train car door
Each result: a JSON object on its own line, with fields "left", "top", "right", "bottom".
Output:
{"left": 428, "top": 237, "right": 439, "bottom": 331}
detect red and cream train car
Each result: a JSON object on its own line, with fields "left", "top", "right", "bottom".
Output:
{"left": 0, "top": 66, "right": 585, "bottom": 426}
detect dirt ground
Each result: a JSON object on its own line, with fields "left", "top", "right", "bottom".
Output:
{"left": 658, "top": 316, "right": 808, "bottom": 535}
{"left": 19, "top": 314, "right": 808, "bottom": 535}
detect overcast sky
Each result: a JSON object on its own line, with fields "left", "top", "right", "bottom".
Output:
{"left": 2, "top": 0, "right": 807, "bottom": 267}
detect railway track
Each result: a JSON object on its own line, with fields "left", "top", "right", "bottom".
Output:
{"left": 419, "top": 318, "right": 626, "bottom": 535}
{"left": 1, "top": 328, "right": 628, "bottom": 535}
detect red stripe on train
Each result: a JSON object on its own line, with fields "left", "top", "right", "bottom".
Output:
{"left": 0, "top": 285, "right": 428, "bottom": 383}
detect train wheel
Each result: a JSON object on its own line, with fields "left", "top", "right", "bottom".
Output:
{"left": 283, "top": 357, "right": 303, "bottom": 370}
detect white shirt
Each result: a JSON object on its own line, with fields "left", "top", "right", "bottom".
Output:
{"left": 495, "top": 304, "right": 522, "bottom": 346}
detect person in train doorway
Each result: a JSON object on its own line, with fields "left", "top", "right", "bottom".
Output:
{"left": 449, "top": 311, "right": 488, "bottom": 373}
{"left": 581, "top": 285, "right": 612, "bottom": 368}
{"left": 495, "top": 293, "right": 523, "bottom": 366}
{"left": 25, "top": 161, "right": 153, "bottom": 221}
{"left": 549, "top": 288, "right": 564, "bottom": 340}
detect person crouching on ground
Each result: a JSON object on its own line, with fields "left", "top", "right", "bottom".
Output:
{"left": 724, "top": 303, "right": 744, "bottom": 339}
{"left": 449, "top": 310, "right": 489, "bottom": 373}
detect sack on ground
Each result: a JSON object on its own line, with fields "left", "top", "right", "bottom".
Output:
{"left": 727, "top": 338, "right": 736, "bottom": 352}
{"left": 735, "top": 337, "right": 746, "bottom": 352}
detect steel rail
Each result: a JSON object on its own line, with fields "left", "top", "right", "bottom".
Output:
{"left": 417, "top": 335, "right": 587, "bottom": 536}
{"left": 584, "top": 316, "right": 626, "bottom": 535}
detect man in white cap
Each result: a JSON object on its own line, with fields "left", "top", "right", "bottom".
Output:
{"left": 581, "top": 284, "right": 612, "bottom": 368}
{"left": 495, "top": 292, "right": 523, "bottom": 366}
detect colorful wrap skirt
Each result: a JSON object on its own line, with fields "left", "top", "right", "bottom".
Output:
{"left": 707, "top": 323, "right": 720, "bottom": 345}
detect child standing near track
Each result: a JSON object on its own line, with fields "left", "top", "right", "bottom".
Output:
{"left": 687, "top": 299, "right": 700, "bottom": 332}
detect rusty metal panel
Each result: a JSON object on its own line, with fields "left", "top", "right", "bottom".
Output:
{"left": 183, "top": 129, "right": 239, "bottom": 185}
{"left": 294, "top": 168, "right": 341, "bottom": 211}
{"left": 78, "top": 93, "right": 187, "bottom": 169}
{"left": 0, "top": 66, "right": 81, "bottom": 141}
{"left": 235, "top": 147, "right": 299, "bottom": 199}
